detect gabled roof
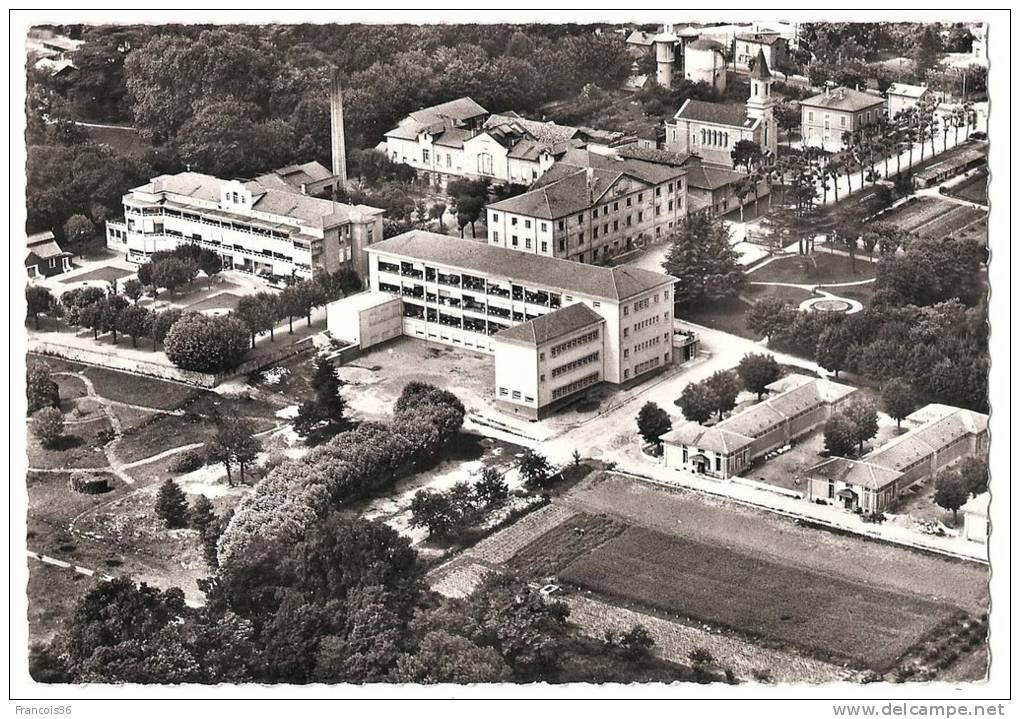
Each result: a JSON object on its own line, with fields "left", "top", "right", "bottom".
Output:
{"left": 660, "top": 422, "right": 755, "bottom": 455}
{"left": 408, "top": 97, "right": 488, "bottom": 124}
{"left": 735, "top": 32, "right": 784, "bottom": 46}
{"left": 887, "top": 83, "right": 929, "bottom": 99}
{"left": 674, "top": 99, "right": 758, "bottom": 129}
{"left": 626, "top": 30, "right": 656, "bottom": 46}
{"left": 489, "top": 166, "right": 625, "bottom": 220}
{"left": 865, "top": 404, "right": 988, "bottom": 472}
{"left": 25, "top": 238, "right": 71, "bottom": 262}
{"left": 367, "top": 231, "right": 676, "bottom": 303}
{"left": 805, "top": 457, "right": 902, "bottom": 491}
{"left": 553, "top": 148, "right": 689, "bottom": 186}
{"left": 495, "top": 303, "right": 605, "bottom": 347}
{"left": 616, "top": 145, "right": 694, "bottom": 167}
{"left": 27, "top": 231, "right": 56, "bottom": 246}
{"left": 484, "top": 113, "right": 580, "bottom": 145}
{"left": 801, "top": 87, "right": 886, "bottom": 112}
{"left": 254, "top": 161, "right": 335, "bottom": 193}
{"left": 685, "top": 161, "right": 747, "bottom": 191}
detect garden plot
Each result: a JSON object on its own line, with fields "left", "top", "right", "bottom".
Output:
{"left": 913, "top": 204, "right": 986, "bottom": 239}
{"left": 874, "top": 196, "right": 983, "bottom": 240}
{"left": 556, "top": 524, "right": 954, "bottom": 671}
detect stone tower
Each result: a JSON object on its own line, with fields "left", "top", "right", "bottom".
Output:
{"left": 652, "top": 30, "right": 678, "bottom": 88}
{"left": 329, "top": 69, "right": 348, "bottom": 190}
{"left": 746, "top": 48, "right": 777, "bottom": 156}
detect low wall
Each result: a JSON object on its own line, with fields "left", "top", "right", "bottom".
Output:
{"left": 30, "top": 336, "right": 317, "bottom": 389}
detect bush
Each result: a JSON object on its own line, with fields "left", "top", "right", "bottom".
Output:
{"left": 169, "top": 447, "right": 208, "bottom": 474}
{"left": 27, "top": 362, "right": 60, "bottom": 414}
{"left": 68, "top": 474, "right": 111, "bottom": 494}
{"left": 31, "top": 407, "right": 65, "bottom": 448}
{"left": 155, "top": 479, "right": 189, "bottom": 528}
{"left": 164, "top": 313, "right": 249, "bottom": 374}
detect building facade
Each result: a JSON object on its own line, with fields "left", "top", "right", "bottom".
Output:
{"left": 734, "top": 32, "right": 788, "bottom": 72}
{"left": 358, "top": 231, "right": 689, "bottom": 415}
{"left": 26, "top": 231, "right": 73, "bottom": 279}
{"left": 886, "top": 83, "right": 930, "bottom": 118}
{"left": 106, "top": 172, "right": 384, "bottom": 281}
{"left": 800, "top": 86, "right": 887, "bottom": 152}
{"left": 666, "top": 49, "right": 777, "bottom": 166}
{"left": 683, "top": 38, "right": 728, "bottom": 92}
{"left": 325, "top": 291, "right": 403, "bottom": 350}
{"left": 662, "top": 375, "right": 857, "bottom": 479}
{"left": 485, "top": 149, "right": 687, "bottom": 265}
{"left": 804, "top": 404, "right": 989, "bottom": 514}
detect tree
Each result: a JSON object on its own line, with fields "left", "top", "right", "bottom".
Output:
{"left": 392, "top": 630, "right": 511, "bottom": 684}
{"left": 913, "top": 26, "right": 942, "bottom": 76}
{"left": 235, "top": 292, "right": 280, "bottom": 348}
{"left": 705, "top": 370, "right": 741, "bottom": 421}
{"left": 842, "top": 399, "right": 879, "bottom": 455}
{"left": 662, "top": 212, "right": 744, "bottom": 307}
{"left": 151, "top": 257, "right": 197, "bottom": 298}
{"left": 677, "top": 381, "right": 718, "bottom": 424}
{"left": 474, "top": 467, "right": 509, "bottom": 507}
{"left": 775, "top": 102, "right": 801, "bottom": 147}
{"left": 150, "top": 309, "right": 183, "bottom": 351}
{"left": 27, "top": 362, "right": 60, "bottom": 414}
{"left": 115, "top": 304, "right": 151, "bottom": 348}
{"left": 933, "top": 469, "right": 970, "bottom": 525}
{"left": 617, "top": 624, "right": 656, "bottom": 661}
{"left": 428, "top": 202, "right": 447, "bottom": 232}
{"left": 515, "top": 449, "right": 556, "bottom": 489}
{"left": 409, "top": 489, "right": 460, "bottom": 540}
{"left": 63, "top": 214, "right": 96, "bottom": 258}
{"left": 155, "top": 479, "right": 189, "bottom": 528}
{"left": 25, "top": 285, "right": 55, "bottom": 329}
{"left": 957, "top": 456, "right": 989, "bottom": 497}
{"left": 814, "top": 323, "right": 853, "bottom": 378}
{"left": 293, "top": 356, "right": 348, "bottom": 443}
{"left": 190, "top": 494, "right": 220, "bottom": 568}
{"left": 208, "top": 416, "right": 262, "bottom": 487}
{"left": 123, "top": 278, "right": 144, "bottom": 304}
{"left": 197, "top": 248, "right": 222, "bottom": 287}
{"left": 823, "top": 413, "right": 857, "bottom": 458}
{"left": 731, "top": 139, "right": 763, "bottom": 172}
{"left": 881, "top": 378, "right": 916, "bottom": 430}
{"left": 736, "top": 353, "right": 782, "bottom": 399}
{"left": 745, "top": 297, "right": 796, "bottom": 342}
{"left": 164, "top": 314, "right": 249, "bottom": 373}
{"left": 31, "top": 406, "right": 65, "bottom": 448}
{"left": 636, "top": 401, "right": 672, "bottom": 450}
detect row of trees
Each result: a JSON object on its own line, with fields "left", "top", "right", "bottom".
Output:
{"left": 409, "top": 467, "right": 511, "bottom": 541}
{"left": 933, "top": 456, "right": 989, "bottom": 524}
{"left": 217, "top": 381, "right": 466, "bottom": 567}
{"left": 822, "top": 399, "right": 880, "bottom": 457}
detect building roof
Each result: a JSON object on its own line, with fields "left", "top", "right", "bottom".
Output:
{"left": 865, "top": 404, "right": 988, "bottom": 473}
{"left": 685, "top": 161, "right": 747, "bottom": 191}
{"left": 487, "top": 167, "right": 611, "bottom": 219}
{"left": 135, "top": 172, "right": 383, "bottom": 230}
{"left": 495, "top": 303, "right": 604, "bottom": 346}
{"left": 326, "top": 290, "right": 400, "bottom": 314}
{"left": 27, "top": 231, "right": 55, "bottom": 246}
{"left": 801, "top": 87, "right": 886, "bottom": 112}
{"left": 615, "top": 145, "right": 694, "bottom": 167}
{"left": 25, "top": 238, "right": 71, "bottom": 261}
{"left": 764, "top": 373, "right": 817, "bottom": 393}
{"left": 626, "top": 30, "right": 656, "bottom": 46}
{"left": 687, "top": 38, "right": 727, "bottom": 53}
{"left": 409, "top": 97, "right": 488, "bottom": 125}
{"left": 748, "top": 49, "right": 772, "bottom": 81}
{"left": 661, "top": 423, "right": 755, "bottom": 455}
{"left": 887, "top": 83, "right": 929, "bottom": 99}
{"left": 254, "top": 161, "right": 335, "bottom": 193}
{"left": 674, "top": 99, "right": 758, "bottom": 129}
{"left": 367, "top": 230, "right": 676, "bottom": 302}
{"left": 805, "top": 457, "right": 902, "bottom": 491}
{"left": 484, "top": 113, "right": 581, "bottom": 145}
{"left": 735, "top": 32, "right": 784, "bottom": 46}
{"left": 552, "top": 148, "right": 689, "bottom": 186}
{"left": 663, "top": 377, "right": 856, "bottom": 456}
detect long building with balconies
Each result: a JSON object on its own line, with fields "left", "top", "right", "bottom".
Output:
{"left": 348, "top": 230, "right": 698, "bottom": 418}
{"left": 105, "top": 171, "right": 385, "bottom": 282}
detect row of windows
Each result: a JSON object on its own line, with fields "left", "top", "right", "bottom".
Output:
{"left": 126, "top": 205, "right": 296, "bottom": 241}
{"left": 622, "top": 291, "right": 669, "bottom": 317}
{"left": 694, "top": 129, "right": 732, "bottom": 147}
{"left": 498, "top": 387, "right": 535, "bottom": 404}
{"left": 551, "top": 351, "right": 600, "bottom": 378}
{"left": 551, "top": 372, "right": 600, "bottom": 400}
{"left": 634, "top": 355, "right": 663, "bottom": 375}
{"left": 631, "top": 335, "right": 663, "bottom": 354}
{"left": 549, "top": 329, "right": 600, "bottom": 358}
{"left": 632, "top": 314, "right": 662, "bottom": 331}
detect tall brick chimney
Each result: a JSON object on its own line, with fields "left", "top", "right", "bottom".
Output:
{"left": 329, "top": 69, "right": 348, "bottom": 191}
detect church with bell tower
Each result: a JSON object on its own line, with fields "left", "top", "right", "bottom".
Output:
{"left": 664, "top": 47, "right": 777, "bottom": 170}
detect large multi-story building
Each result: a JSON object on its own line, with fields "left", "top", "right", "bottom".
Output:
{"left": 665, "top": 49, "right": 777, "bottom": 167}
{"left": 383, "top": 99, "right": 626, "bottom": 187}
{"left": 106, "top": 172, "right": 385, "bottom": 281}
{"left": 484, "top": 148, "right": 688, "bottom": 265}
{"left": 353, "top": 230, "right": 695, "bottom": 418}
{"left": 804, "top": 403, "right": 989, "bottom": 514}
{"left": 733, "top": 31, "right": 788, "bottom": 72}
{"left": 800, "top": 86, "right": 886, "bottom": 152}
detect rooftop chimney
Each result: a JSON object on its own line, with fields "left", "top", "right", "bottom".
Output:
{"left": 329, "top": 69, "right": 348, "bottom": 192}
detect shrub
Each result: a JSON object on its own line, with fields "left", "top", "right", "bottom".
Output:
{"left": 27, "top": 362, "right": 60, "bottom": 414}
{"left": 169, "top": 447, "right": 208, "bottom": 474}
{"left": 68, "top": 474, "right": 111, "bottom": 494}
{"left": 163, "top": 313, "right": 249, "bottom": 374}
{"left": 155, "top": 479, "right": 189, "bottom": 528}
{"left": 31, "top": 407, "right": 65, "bottom": 448}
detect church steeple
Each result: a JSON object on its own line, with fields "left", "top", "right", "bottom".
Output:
{"left": 746, "top": 48, "right": 777, "bottom": 156}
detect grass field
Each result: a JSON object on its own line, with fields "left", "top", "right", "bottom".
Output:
{"left": 59, "top": 266, "right": 133, "bottom": 284}
{"left": 679, "top": 297, "right": 757, "bottom": 340}
{"left": 748, "top": 253, "right": 876, "bottom": 285}
{"left": 946, "top": 170, "right": 988, "bottom": 206}
{"left": 554, "top": 525, "right": 953, "bottom": 671}
{"left": 743, "top": 284, "right": 815, "bottom": 305}
{"left": 186, "top": 291, "right": 243, "bottom": 313}
{"left": 27, "top": 561, "right": 98, "bottom": 647}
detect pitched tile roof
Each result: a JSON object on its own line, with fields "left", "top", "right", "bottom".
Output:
{"left": 865, "top": 405, "right": 987, "bottom": 473}
{"left": 489, "top": 167, "right": 620, "bottom": 219}
{"left": 495, "top": 303, "right": 604, "bottom": 346}
{"left": 484, "top": 113, "right": 580, "bottom": 145}
{"left": 735, "top": 32, "right": 784, "bottom": 46}
{"left": 887, "top": 83, "right": 929, "bottom": 99}
{"left": 367, "top": 231, "right": 676, "bottom": 302}
{"left": 554, "top": 148, "right": 689, "bottom": 186}
{"left": 688, "top": 38, "right": 727, "bottom": 53}
{"left": 254, "top": 161, "right": 335, "bottom": 193}
{"left": 408, "top": 97, "right": 488, "bottom": 124}
{"left": 802, "top": 87, "right": 886, "bottom": 112}
{"left": 626, "top": 30, "right": 656, "bottom": 46}
{"left": 615, "top": 145, "right": 694, "bottom": 167}
{"left": 26, "top": 238, "right": 71, "bottom": 261}
{"left": 685, "top": 161, "right": 747, "bottom": 191}
{"left": 660, "top": 423, "right": 756, "bottom": 455}
{"left": 805, "top": 457, "right": 902, "bottom": 491}
{"left": 748, "top": 49, "right": 773, "bottom": 80}
{"left": 674, "top": 99, "right": 758, "bottom": 129}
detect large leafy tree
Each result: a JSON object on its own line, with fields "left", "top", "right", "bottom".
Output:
{"left": 177, "top": 99, "right": 296, "bottom": 178}
{"left": 636, "top": 401, "right": 672, "bottom": 449}
{"left": 677, "top": 381, "right": 718, "bottom": 424}
{"left": 881, "top": 378, "right": 916, "bottom": 430}
{"left": 163, "top": 313, "right": 249, "bottom": 373}
{"left": 933, "top": 469, "right": 970, "bottom": 524}
{"left": 208, "top": 416, "right": 262, "bottom": 486}
{"left": 736, "top": 353, "right": 782, "bottom": 399}
{"left": 842, "top": 399, "right": 880, "bottom": 456}
{"left": 662, "top": 212, "right": 745, "bottom": 307}
{"left": 27, "top": 362, "right": 60, "bottom": 414}
{"left": 705, "top": 370, "right": 741, "bottom": 421}
{"left": 823, "top": 413, "right": 857, "bottom": 458}
{"left": 25, "top": 285, "right": 56, "bottom": 329}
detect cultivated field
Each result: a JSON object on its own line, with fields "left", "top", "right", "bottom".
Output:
{"left": 875, "top": 197, "right": 986, "bottom": 240}
{"left": 947, "top": 170, "right": 989, "bottom": 206}
{"left": 556, "top": 524, "right": 954, "bottom": 671}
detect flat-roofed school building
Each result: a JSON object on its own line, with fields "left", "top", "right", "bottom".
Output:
{"left": 340, "top": 230, "right": 699, "bottom": 419}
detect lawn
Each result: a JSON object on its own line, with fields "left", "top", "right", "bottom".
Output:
{"left": 555, "top": 524, "right": 954, "bottom": 671}
{"left": 59, "top": 266, "right": 133, "bottom": 284}
{"left": 946, "top": 170, "right": 988, "bottom": 206}
{"left": 27, "top": 561, "right": 98, "bottom": 648}
{"left": 27, "top": 417, "right": 113, "bottom": 470}
{"left": 748, "top": 253, "right": 876, "bottom": 285}
{"left": 743, "top": 284, "right": 815, "bottom": 305}
{"left": 678, "top": 297, "right": 758, "bottom": 341}
{"left": 185, "top": 291, "right": 243, "bottom": 313}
